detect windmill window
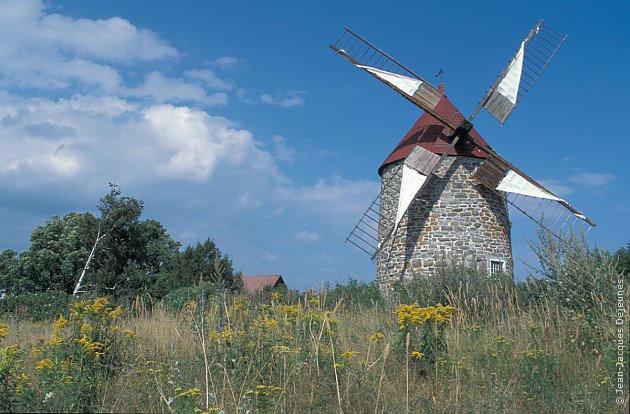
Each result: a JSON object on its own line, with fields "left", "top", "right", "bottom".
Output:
{"left": 489, "top": 260, "right": 505, "bottom": 275}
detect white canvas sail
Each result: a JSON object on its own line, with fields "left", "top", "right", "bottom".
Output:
{"left": 496, "top": 41, "right": 525, "bottom": 105}
{"left": 496, "top": 170, "right": 561, "bottom": 201}
{"left": 483, "top": 41, "right": 526, "bottom": 123}
{"left": 393, "top": 165, "right": 428, "bottom": 233}
{"left": 356, "top": 65, "right": 423, "bottom": 97}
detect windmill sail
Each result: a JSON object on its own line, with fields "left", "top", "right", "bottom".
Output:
{"left": 357, "top": 66, "right": 423, "bottom": 97}
{"left": 346, "top": 193, "right": 380, "bottom": 258}
{"left": 473, "top": 20, "right": 567, "bottom": 124}
{"left": 330, "top": 28, "right": 445, "bottom": 121}
{"left": 393, "top": 165, "right": 428, "bottom": 235}
{"left": 483, "top": 42, "right": 525, "bottom": 123}
{"left": 473, "top": 153, "right": 595, "bottom": 238}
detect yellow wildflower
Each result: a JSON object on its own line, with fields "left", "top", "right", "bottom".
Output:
{"left": 271, "top": 345, "right": 297, "bottom": 354}
{"left": 14, "top": 373, "right": 28, "bottom": 393}
{"left": 80, "top": 323, "right": 93, "bottom": 334}
{"left": 263, "top": 318, "right": 278, "bottom": 329}
{"left": 108, "top": 306, "right": 123, "bottom": 320}
{"left": 123, "top": 329, "right": 136, "bottom": 338}
{"left": 47, "top": 335, "right": 64, "bottom": 347}
{"left": 88, "top": 297, "right": 110, "bottom": 313}
{"left": 208, "top": 328, "right": 235, "bottom": 343}
{"left": 341, "top": 351, "right": 358, "bottom": 360}
{"left": 178, "top": 387, "right": 202, "bottom": 397}
{"left": 411, "top": 351, "right": 424, "bottom": 360}
{"left": 396, "top": 303, "right": 457, "bottom": 329}
{"left": 184, "top": 299, "right": 197, "bottom": 312}
{"left": 0, "top": 323, "right": 7, "bottom": 338}
{"left": 36, "top": 358, "right": 53, "bottom": 370}
{"left": 53, "top": 314, "right": 68, "bottom": 331}
{"left": 75, "top": 335, "right": 106, "bottom": 355}
{"left": 369, "top": 332, "right": 384, "bottom": 342}
{"left": 281, "top": 304, "right": 300, "bottom": 318}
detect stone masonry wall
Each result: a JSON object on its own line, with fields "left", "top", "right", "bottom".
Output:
{"left": 377, "top": 156, "right": 513, "bottom": 291}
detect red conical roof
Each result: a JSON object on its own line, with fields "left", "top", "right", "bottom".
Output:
{"left": 378, "top": 85, "right": 491, "bottom": 176}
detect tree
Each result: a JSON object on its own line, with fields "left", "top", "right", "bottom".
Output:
{"left": 10, "top": 213, "right": 97, "bottom": 294}
{"left": 73, "top": 184, "right": 144, "bottom": 295}
{"left": 3, "top": 184, "right": 241, "bottom": 300}
{"left": 615, "top": 243, "right": 630, "bottom": 275}
{"left": 164, "top": 239, "right": 242, "bottom": 292}
{"left": 0, "top": 249, "right": 18, "bottom": 293}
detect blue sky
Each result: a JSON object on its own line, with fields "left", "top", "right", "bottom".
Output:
{"left": 0, "top": 0, "right": 628, "bottom": 289}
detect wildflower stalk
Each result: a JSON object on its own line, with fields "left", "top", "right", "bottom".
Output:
{"left": 406, "top": 332, "right": 410, "bottom": 414}
{"left": 374, "top": 343, "right": 390, "bottom": 414}
{"left": 325, "top": 316, "right": 343, "bottom": 414}
{"left": 152, "top": 370, "right": 175, "bottom": 414}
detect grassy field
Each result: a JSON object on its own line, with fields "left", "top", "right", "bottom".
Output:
{"left": 1, "top": 234, "right": 628, "bottom": 413}
{"left": 1, "top": 278, "right": 626, "bottom": 413}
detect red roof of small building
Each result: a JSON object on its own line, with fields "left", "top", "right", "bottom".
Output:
{"left": 242, "top": 275, "right": 286, "bottom": 294}
{"left": 378, "top": 85, "right": 491, "bottom": 176}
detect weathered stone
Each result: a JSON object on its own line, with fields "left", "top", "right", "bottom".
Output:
{"left": 377, "top": 156, "right": 513, "bottom": 291}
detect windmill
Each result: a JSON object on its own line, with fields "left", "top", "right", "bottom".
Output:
{"left": 330, "top": 20, "right": 595, "bottom": 290}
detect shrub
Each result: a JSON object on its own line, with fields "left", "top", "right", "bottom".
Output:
{"left": 0, "top": 325, "right": 31, "bottom": 412}
{"left": 160, "top": 282, "right": 220, "bottom": 312}
{"left": 34, "top": 297, "right": 135, "bottom": 412}
{"left": 322, "top": 278, "right": 384, "bottom": 310}
{"left": 393, "top": 262, "right": 516, "bottom": 320}
{"left": 0, "top": 290, "right": 70, "bottom": 321}
{"left": 526, "top": 229, "right": 624, "bottom": 314}
{"left": 395, "top": 303, "right": 457, "bottom": 375}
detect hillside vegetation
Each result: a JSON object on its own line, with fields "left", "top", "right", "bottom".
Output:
{"left": 1, "top": 232, "right": 628, "bottom": 413}
{"left": 1, "top": 187, "right": 628, "bottom": 412}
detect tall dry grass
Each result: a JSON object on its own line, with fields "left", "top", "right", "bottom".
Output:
{"left": 1, "top": 287, "right": 625, "bottom": 413}
{"left": 1, "top": 231, "right": 627, "bottom": 413}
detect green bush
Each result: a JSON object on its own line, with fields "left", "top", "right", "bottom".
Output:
{"left": 160, "top": 282, "right": 220, "bottom": 312}
{"left": 322, "top": 278, "right": 384, "bottom": 310}
{"left": 0, "top": 290, "right": 70, "bottom": 321}
{"left": 526, "top": 229, "right": 624, "bottom": 314}
{"left": 392, "top": 261, "right": 516, "bottom": 320}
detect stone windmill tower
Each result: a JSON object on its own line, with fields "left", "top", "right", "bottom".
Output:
{"left": 330, "top": 21, "right": 595, "bottom": 290}
{"left": 377, "top": 90, "right": 513, "bottom": 288}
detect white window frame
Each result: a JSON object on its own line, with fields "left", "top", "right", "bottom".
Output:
{"left": 489, "top": 259, "right": 505, "bottom": 275}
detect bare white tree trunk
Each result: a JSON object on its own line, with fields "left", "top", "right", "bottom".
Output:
{"left": 73, "top": 224, "right": 107, "bottom": 296}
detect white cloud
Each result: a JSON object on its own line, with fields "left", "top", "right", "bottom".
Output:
{"left": 535, "top": 172, "right": 615, "bottom": 199}
{"left": 238, "top": 88, "right": 306, "bottom": 108}
{"left": 0, "top": 0, "right": 176, "bottom": 92}
{"left": 279, "top": 176, "right": 380, "bottom": 222}
{"left": 272, "top": 135, "right": 296, "bottom": 163}
{"left": 538, "top": 179, "right": 574, "bottom": 197}
{"left": 295, "top": 230, "right": 321, "bottom": 243}
{"left": 260, "top": 90, "right": 306, "bottom": 108}
{"left": 38, "top": 14, "right": 178, "bottom": 62}
{"left": 127, "top": 72, "right": 228, "bottom": 105}
{"left": 211, "top": 56, "right": 241, "bottom": 70}
{"left": 184, "top": 69, "right": 232, "bottom": 90}
{"left": 568, "top": 172, "right": 615, "bottom": 187}
{"left": 0, "top": 95, "right": 280, "bottom": 185}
